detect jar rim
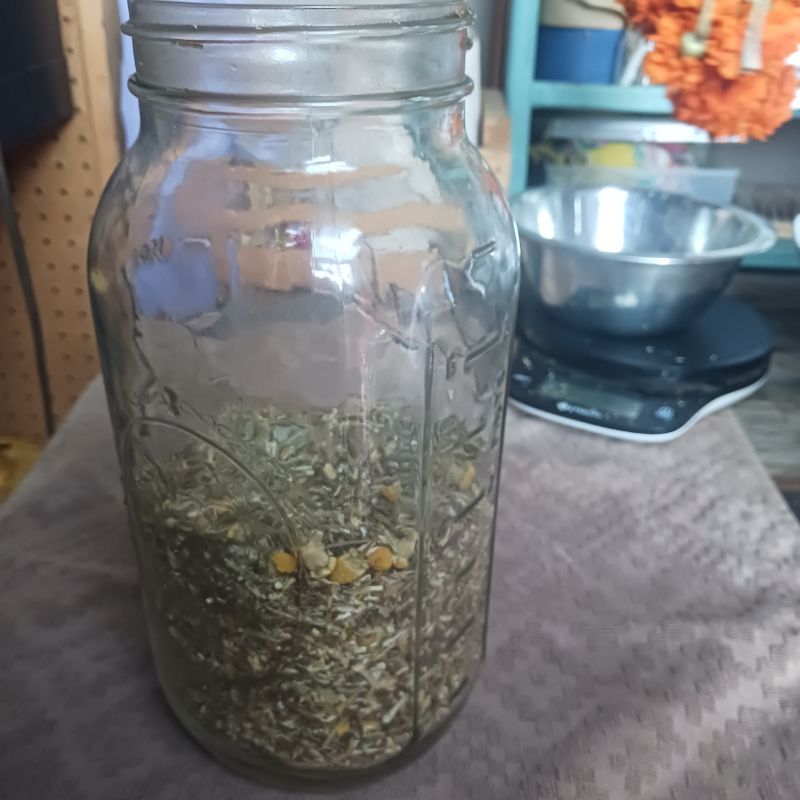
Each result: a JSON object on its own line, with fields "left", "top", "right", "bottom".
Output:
{"left": 123, "top": 19, "right": 468, "bottom": 42}
{"left": 125, "top": 0, "right": 473, "bottom": 106}
{"left": 124, "top": 0, "right": 473, "bottom": 40}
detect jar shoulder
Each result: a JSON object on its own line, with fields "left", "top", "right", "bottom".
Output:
{"left": 89, "top": 128, "right": 519, "bottom": 298}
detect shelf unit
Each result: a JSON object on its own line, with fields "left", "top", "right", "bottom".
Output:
{"left": 504, "top": 0, "right": 800, "bottom": 270}
{"left": 529, "top": 83, "right": 672, "bottom": 115}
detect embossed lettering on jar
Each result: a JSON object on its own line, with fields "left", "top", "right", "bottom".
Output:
{"left": 88, "top": 0, "right": 520, "bottom": 784}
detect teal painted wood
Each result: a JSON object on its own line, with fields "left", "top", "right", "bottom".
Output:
{"left": 742, "top": 239, "right": 800, "bottom": 271}
{"left": 530, "top": 82, "right": 672, "bottom": 113}
{"left": 505, "top": 0, "right": 541, "bottom": 195}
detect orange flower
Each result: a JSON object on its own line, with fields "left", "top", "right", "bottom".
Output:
{"left": 624, "top": 0, "right": 800, "bottom": 139}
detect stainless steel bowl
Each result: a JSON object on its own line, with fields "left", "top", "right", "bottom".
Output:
{"left": 512, "top": 185, "right": 776, "bottom": 336}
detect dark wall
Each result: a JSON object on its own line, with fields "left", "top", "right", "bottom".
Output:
{"left": 0, "top": 0, "right": 73, "bottom": 148}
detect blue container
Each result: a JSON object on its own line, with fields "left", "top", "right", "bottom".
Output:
{"left": 536, "top": 25, "right": 623, "bottom": 84}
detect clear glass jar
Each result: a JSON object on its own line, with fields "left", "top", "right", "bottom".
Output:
{"left": 89, "top": 0, "right": 519, "bottom": 785}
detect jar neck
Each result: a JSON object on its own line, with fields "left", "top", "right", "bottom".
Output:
{"left": 125, "top": 1, "right": 473, "bottom": 113}
{"left": 137, "top": 100, "right": 465, "bottom": 150}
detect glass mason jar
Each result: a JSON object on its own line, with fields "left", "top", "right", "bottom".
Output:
{"left": 89, "top": 0, "right": 519, "bottom": 785}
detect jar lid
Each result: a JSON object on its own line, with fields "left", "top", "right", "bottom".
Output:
{"left": 124, "top": 1, "right": 473, "bottom": 109}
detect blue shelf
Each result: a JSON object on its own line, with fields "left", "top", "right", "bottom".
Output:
{"left": 529, "top": 82, "right": 672, "bottom": 115}
{"left": 505, "top": 0, "right": 800, "bottom": 195}
{"left": 742, "top": 238, "right": 800, "bottom": 271}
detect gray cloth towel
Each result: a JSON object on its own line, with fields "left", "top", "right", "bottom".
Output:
{"left": 2, "top": 379, "right": 800, "bottom": 800}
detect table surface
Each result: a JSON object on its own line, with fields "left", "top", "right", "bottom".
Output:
{"left": 3, "top": 379, "right": 800, "bottom": 800}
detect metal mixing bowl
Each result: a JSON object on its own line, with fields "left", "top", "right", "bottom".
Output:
{"left": 512, "top": 185, "right": 776, "bottom": 336}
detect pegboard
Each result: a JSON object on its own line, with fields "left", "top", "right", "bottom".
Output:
{"left": 0, "top": 252, "right": 44, "bottom": 442}
{"left": 0, "top": 0, "right": 121, "bottom": 441}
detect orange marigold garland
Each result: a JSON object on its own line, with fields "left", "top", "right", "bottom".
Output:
{"left": 624, "top": 0, "right": 800, "bottom": 139}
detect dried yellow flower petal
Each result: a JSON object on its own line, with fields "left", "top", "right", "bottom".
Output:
{"left": 313, "top": 556, "right": 337, "bottom": 579}
{"left": 329, "top": 553, "right": 367, "bottom": 585}
{"left": 322, "top": 462, "right": 337, "bottom": 481}
{"left": 89, "top": 270, "right": 109, "bottom": 295}
{"left": 380, "top": 481, "right": 401, "bottom": 503}
{"left": 367, "top": 546, "right": 393, "bottom": 572}
{"left": 362, "top": 720, "right": 380, "bottom": 735}
{"left": 459, "top": 462, "right": 476, "bottom": 491}
{"left": 271, "top": 551, "right": 298, "bottom": 574}
{"left": 299, "top": 533, "right": 330, "bottom": 570}
{"left": 226, "top": 523, "right": 245, "bottom": 541}
{"left": 392, "top": 555, "right": 409, "bottom": 570}
{"left": 393, "top": 531, "right": 418, "bottom": 559}
{"left": 334, "top": 720, "right": 350, "bottom": 737}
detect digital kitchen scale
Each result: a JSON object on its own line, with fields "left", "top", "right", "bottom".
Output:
{"left": 510, "top": 296, "right": 773, "bottom": 443}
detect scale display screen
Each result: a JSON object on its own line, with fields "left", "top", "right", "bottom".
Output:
{"left": 538, "top": 374, "right": 643, "bottom": 421}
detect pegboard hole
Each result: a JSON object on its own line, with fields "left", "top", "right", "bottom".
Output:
{"left": 47, "top": 262, "right": 56, "bottom": 271}
{"left": 50, "top": 286, "right": 60, "bottom": 296}
{"left": 84, "top": 354, "right": 94, "bottom": 364}
{"left": 42, "top": 237, "right": 52, "bottom": 246}
{"left": 74, "top": 286, "right": 84, "bottom": 296}
{"left": 39, "top": 212, "right": 48, "bottom": 222}
{"left": 55, "top": 309, "right": 65, "bottom": 319}
{"left": 77, "top": 310, "right": 88, "bottom": 319}
{"left": 78, "top": 134, "right": 88, "bottom": 144}
{"left": 70, "top": 263, "right": 81, "bottom": 272}
{"left": 34, "top": 186, "right": 43, "bottom": 196}
{"left": 61, "top": 353, "right": 72, "bottom": 363}
{"left": 84, "top": 188, "right": 95, "bottom": 198}
{"left": 68, "top": 239, "right": 78, "bottom": 249}
{"left": 64, "top": 213, "right": 72, "bottom": 222}
{"left": 58, "top": 331, "right": 68, "bottom": 341}
{"left": 55, "top": 160, "right": 65, "bottom": 170}
{"left": 80, "top": 333, "right": 91, "bottom": 342}
{"left": 59, "top": 188, "right": 69, "bottom": 197}
{"left": 81, "top": 162, "right": 91, "bottom": 171}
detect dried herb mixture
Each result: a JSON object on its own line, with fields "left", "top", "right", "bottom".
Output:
{"left": 131, "top": 402, "right": 495, "bottom": 770}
